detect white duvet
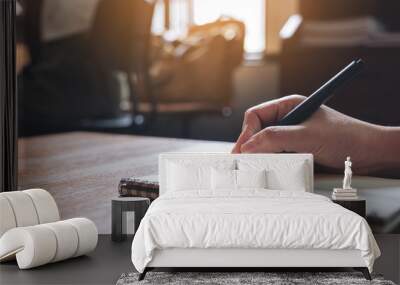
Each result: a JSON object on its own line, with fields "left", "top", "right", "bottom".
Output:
{"left": 131, "top": 190, "right": 380, "bottom": 273}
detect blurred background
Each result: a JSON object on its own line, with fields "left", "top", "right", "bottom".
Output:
{"left": 12, "top": 2, "right": 400, "bottom": 270}
{"left": 16, "top": 0, "right": 400, "bottom": 141}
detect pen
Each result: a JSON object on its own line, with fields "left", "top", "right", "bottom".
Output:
{"left": 269, "top": 59, "right": 364, "bottom": 127}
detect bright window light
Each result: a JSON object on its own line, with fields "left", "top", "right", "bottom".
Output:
{"left": 151, "top": 0, "right": 266, "bottom": 53}
{"left": 192, "top": 0, "right": 265, "bottom": 53}
{"left": 151, "top": 0, "right": 165, "bottom": 35}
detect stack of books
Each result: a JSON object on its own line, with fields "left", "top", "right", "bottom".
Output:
{"left": 332, "top": 188, "right": 358, "bottom": 200}
{"left": 118, "top": 175, "right": 159, "bottom": 201}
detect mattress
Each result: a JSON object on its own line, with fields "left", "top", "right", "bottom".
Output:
{"left": 131, "top": 190, "right": 380, "bottom": 273}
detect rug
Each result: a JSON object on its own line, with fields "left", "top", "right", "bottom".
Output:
{"left": 116, "top": 272, "right": 396, "bottom": 285}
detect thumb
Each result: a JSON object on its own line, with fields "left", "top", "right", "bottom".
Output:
{"left": 240, "top": 125, "right": 307, "bottom": 153}
{"left": 231, "top": 124, "right": 256, "bottom": 153}
{"left": 231, "top": 112, "right": 263, "bottom": 153}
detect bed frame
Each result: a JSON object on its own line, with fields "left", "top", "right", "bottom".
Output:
{"left": 138, "top": 153, "right": 372, "bottom": 281}
{"left": 139, "top": 248, "right": 370, "bottom": 280}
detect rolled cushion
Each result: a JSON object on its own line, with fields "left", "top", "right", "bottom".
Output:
{"left": 0, "top": 189, "right": 60, "bottom": 239}
{"left": 65, "top": 218, "right": 98, "bottom": 257}
{"left": 0, "top": 218, "right": 98, "bottom": 269}
{"left": 0, "top": 226, "right": 57, "bottom": 268}
{"left": 42, "top": 222, "right": 79, "bottom": 262}
{"left": 23, "top": 189, "right": 60, "bottom": 223}
{"left": 0, "top": 196, "right": 17, "bottom": 237}
{"left": 1, "top": 191, "right": 39, "bottom": 227}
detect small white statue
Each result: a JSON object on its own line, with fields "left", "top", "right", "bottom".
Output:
{"left": 343, "top": 156, "right": 352, "bottom": 189}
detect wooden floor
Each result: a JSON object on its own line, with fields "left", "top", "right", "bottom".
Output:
{"left": 18, "top": 132, "right": 232, "bottom": 234}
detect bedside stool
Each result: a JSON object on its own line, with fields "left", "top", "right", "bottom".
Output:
{"left": 332, "top": 199, "right": 366, "bottom": 218}
{"left": 112, "top": 197, "right": 150, "bottom": 242}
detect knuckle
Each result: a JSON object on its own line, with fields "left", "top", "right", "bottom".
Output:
{"left": 244, "top": 109, "right": 254, "bottom": 118}
{"left": 244, "top": 110, "right": 250, "bottom": 118}
{"left": 264, "top": 127, "right": 280, "bottom": 138}
{"left": 288, "top": 94, "right": 306, "bottom": 102}
{"left": 261, "top": 127, "right": 283, "bottom": 148}
{"left": 243, "top": 109, "right": 257, "bottom": 123}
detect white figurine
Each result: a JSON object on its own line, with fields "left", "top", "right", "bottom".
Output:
{"left": 332, "top": 156, "right": 358, "bottom": 200}
{"left": 343, "top": 156, "right": 352, "bottom": 190}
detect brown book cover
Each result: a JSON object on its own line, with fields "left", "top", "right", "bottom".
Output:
{"left": 118, "top": 175, "right": 159, "bottom": 201}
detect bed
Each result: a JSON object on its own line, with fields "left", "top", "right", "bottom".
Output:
{"left": 131, "top": 153, "right": 380, "bottom": 280}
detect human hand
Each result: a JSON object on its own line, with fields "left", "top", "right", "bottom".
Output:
{"left": 232, "top": 95, "right": 390, "bottom": 175}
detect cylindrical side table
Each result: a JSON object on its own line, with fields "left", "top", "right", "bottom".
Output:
{"left": 112, "top": 197, "right": 150, "bottom": 242}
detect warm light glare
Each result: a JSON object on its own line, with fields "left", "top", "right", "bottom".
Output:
{"left": 193, "top": 0, "right": 265, "bottom": 53}
{"left": 151, "top": 0, "right": 266, "bottom": 53}
{"left": 151, "top": 0, "right": 165, "bottom": 35}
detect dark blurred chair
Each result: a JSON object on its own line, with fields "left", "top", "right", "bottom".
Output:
{"left": 19, "top": 0, "right": 156, "bottom": 135}
{"left": 84, "top": 0, "right": 156, "bottom": 132}
{"left": 18, "top": 0, "right": 122, "bottom": 136}
{"left": 279, "top": 0, "right": 400, "bottom": 126}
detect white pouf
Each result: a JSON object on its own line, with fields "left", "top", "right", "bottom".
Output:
{"left": 1, "top": 191, "right": 40, "bottom": 227}
{"left": 24, "top": 188, "right": 60, "bottom": 223}
{"left": 0, "top": 189, "right": 98, "bottom": 269}
{"left": 0, "top": 196, "right": 17, "bottom": 237}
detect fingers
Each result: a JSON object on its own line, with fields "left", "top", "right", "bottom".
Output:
{"left": 245, "top": 95, "right": 305, "bottom": 125}
{"left": 240, "top": 125, "right": 307, "bottom": 154}
{"left": 232, "top": 111, "right": 262, "bottom": 153}
{"left": 231, "top": 125, "right": 253, "bottom": 153}
{"left": 232, "top": 95, "right": 306, "bottom": 153}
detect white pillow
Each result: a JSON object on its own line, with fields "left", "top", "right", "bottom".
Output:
{"left": 166, "top": 160, "right": 236, "bottom": 192}
{"left": 211, "top": 169, "right": 236, "bottom": 190}
{"left": 236, "top": 169, "right": 267, "bottom": 189}
{"left": 167, "top": 162, "right": 210, "bottom": 191}
{"left": 238, "top": 160, "right": 308, "bottom": 191}
{"left": 273, "top": 162, "right": 307, "bottom": 191}
{"left": 211, "top": 169, "right": 267, "bottom": 191}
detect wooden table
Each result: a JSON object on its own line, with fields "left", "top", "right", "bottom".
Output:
{"left": 14, "top": 132, "right": 400, "bottom": 283}
{"left": 18, "top": 132, "right": 233, "bottom": 234}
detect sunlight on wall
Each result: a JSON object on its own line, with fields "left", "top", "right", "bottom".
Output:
{"left": 151, "top": 0, "right": 165, "bottom": 35}
{"left": 193, "top": 0, "right": 265, "bottom": 53}
{"left": 151, "top": 0, "right": 266, "bottom": 53}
